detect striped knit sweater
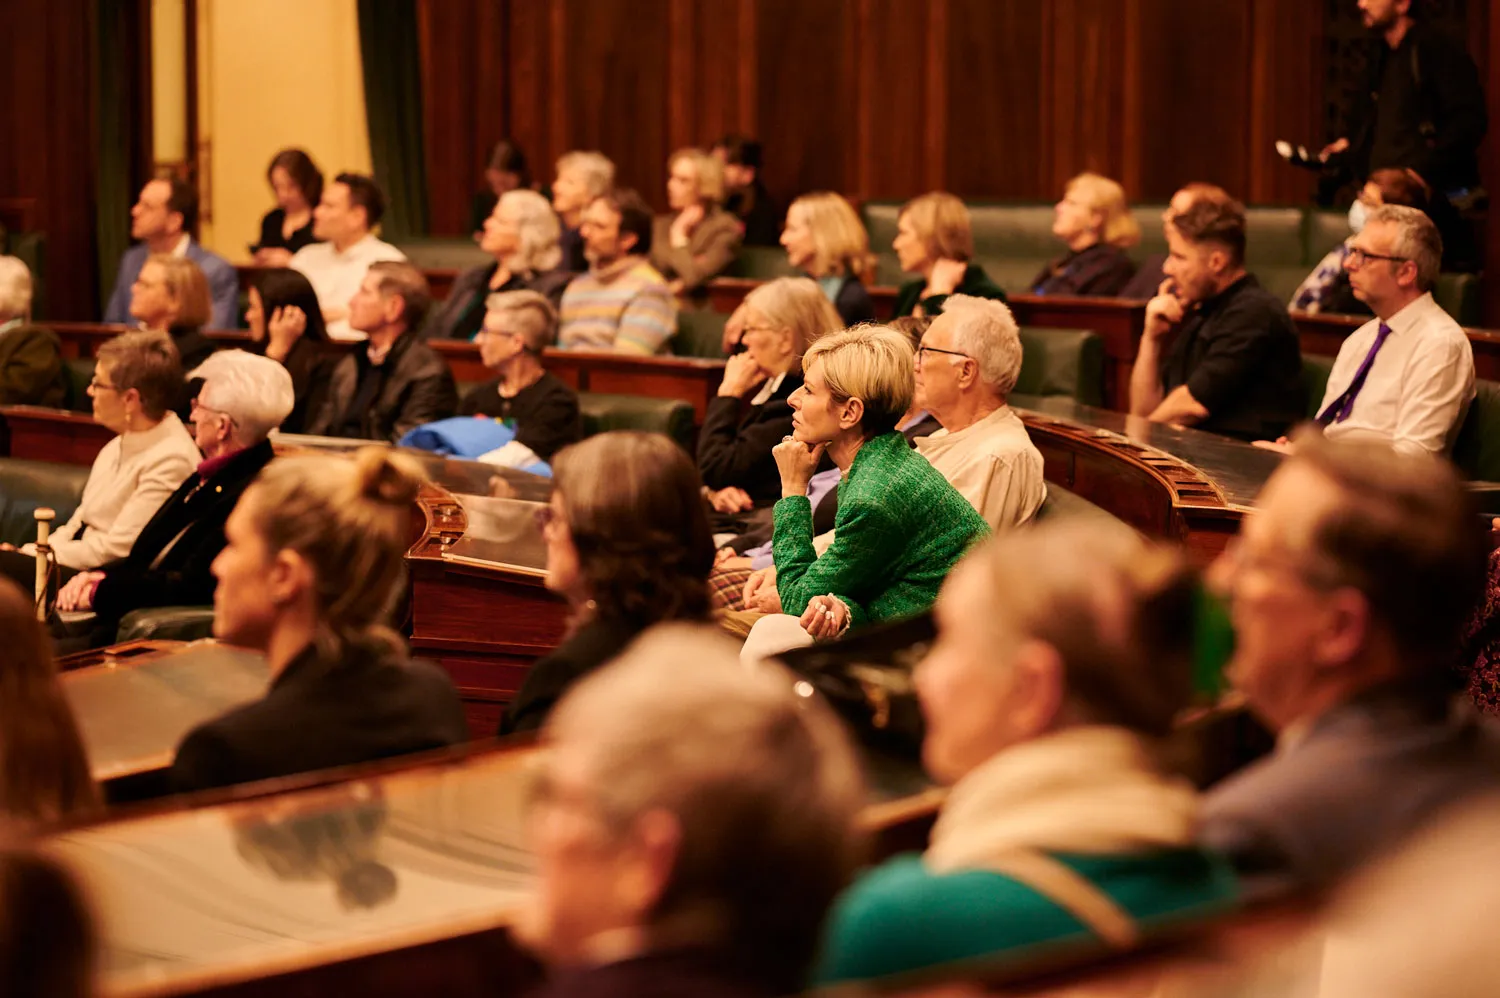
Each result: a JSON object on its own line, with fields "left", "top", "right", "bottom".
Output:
{"left": 557, "top": 254, "right": 677, "bottom": 354}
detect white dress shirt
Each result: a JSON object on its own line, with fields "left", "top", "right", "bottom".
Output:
{"left": 1318, "top": 292, "right": 1475, "bottom": 456}
{"left": 915, "top": 405, "right": 1047, "bottom": 529}
{"left": 289, "top": 233, "right": 407, "bottom": 341}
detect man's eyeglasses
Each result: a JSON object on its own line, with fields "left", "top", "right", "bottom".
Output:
{"left": 1346, "top": 247, "right": 1409, "bottom": 268}
{"left": 916, "top": 345, "right": 970, "bottom": 365}
{"left": 88, "top": 378, "right": 119, "bottom": 393}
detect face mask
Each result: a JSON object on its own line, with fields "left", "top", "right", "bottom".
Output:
{"left": 1348, "top": 199, "right": 1369, "bottom": 235}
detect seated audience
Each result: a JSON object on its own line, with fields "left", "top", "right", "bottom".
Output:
{"left": 1033, "top": 172, "right": 1140, "bottom": 296}
{"left": 468, "top": 138, "right": 532, "bottom": 236}
{"left": 699, "top": 277, "right": 841, "bottom": 523}
{"left": 1200, "top": 436, "right": 1500, "bottom": 896}
{"left": 515, "top": 626, "right": 864, "bottom": 998}
{"left": 1292, "top": 205, "right": 1473, "bottom": 456}
{"left": 458, "top": 290, "right": 581, "bottom": 463}
{"left": 551, "top": 151, "right": 615, "bottom": 273}
{"left": 0, "top": 577, "right": 98, "bottom": 824}
{"left": 914, "top": 295, "right": 1046, "bottom": 528}
{"left": 1128, "top": 197, "right": 1305, "bottom": 441}
{"left": 557, "top": 189, "right": 676, "bottom": 354}
{"left": 500, "top": 432, "right": 713, "bottom": 734}
{"left": 780, "top": 192, "right": 877, "bottom": 326}
{"left": 651, "top": 148, "right": 743, "bottom": 294}
{"left": 104, "top": 176, "right": 237, "bottom": 330}
{"left": 1119, "top": 182, "right": 1234, "bottom": 299}
{"left": 713, "top": 134, "right": 782, "bottom": 247}
{"left": 0, "top": 332, "right": 199, "bottom": 585}
{"left": 815, "top": 523, "right": 1238, "bottom": 986}
{"left": 0, "top": 256, "right": 66, "bottom": 407}
{"left": 307, "top": 262, "right": 457, "bottom": 442}
{"left": 0, "top": 832, "right": 98, "bottom": 998}
{"left": 170, "top": 448, "right": 468, "bottom": 792}
{"left": 54, "top": 351, "right": 295, "bottom": 645}
{"left": 245, "top": 268, "right": 338, "bottom": 434}
{"left": 740, "top": 326, "right": 989, "bottom": 658}
{"left": 1291, "top": 167, "right": 1429, "bottom": 316}
{"left": 289, "top": 173, "right": 407, "bottom": 341}
{"left": 892, "top": 193, "right": 1007, "bottom": 318}
{"left": 128, "top": 254, "right": 219, "bottom": 373}
{"left": 427, "top": 189, "right": 573, "bottom": 341}
{"left": 251, "top": 148, "right": 324, "bottom": 266}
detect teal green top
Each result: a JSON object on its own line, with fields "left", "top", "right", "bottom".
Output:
{"left": 772, "top": 431, "right": 989, "bottom": 627}
{"left": 814, "top": 849, "right": 1240, "bottom": 987}
{"left": 892, "top": 263, "right": 1009, "bottom": 317}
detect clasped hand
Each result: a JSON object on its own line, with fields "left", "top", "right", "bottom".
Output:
{"left": 56, "top": 571, "right": 106, "bottom": 613}
{"left": 800, "top": 594, "right": 849, "bottom": 640}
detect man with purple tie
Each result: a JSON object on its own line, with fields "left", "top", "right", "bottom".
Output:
{"left": 1303, "top": 204, "right": 1473, "bottom": 457}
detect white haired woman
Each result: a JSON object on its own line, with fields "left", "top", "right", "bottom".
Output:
{"left": 54, "top": 349, "right": 296, "bottom": 645}
{"left": 516, "top": 625, "right": 866, "bottom": 998}
{"left": 0, "top": 255, "right": 67, "bottom": 407}
{"left": 427, "top": 189, "right": 576, "bottom": 341}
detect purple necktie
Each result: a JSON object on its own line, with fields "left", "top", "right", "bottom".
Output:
{"left": 1318, "top": 322, "right": 1392, "bottom": 426}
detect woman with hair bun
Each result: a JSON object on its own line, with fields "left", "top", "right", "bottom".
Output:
{"left": 170, "top": 448, "right": 469, "bottom": 793}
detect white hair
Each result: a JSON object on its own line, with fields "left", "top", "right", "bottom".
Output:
{"left": 942, "top": 294, "right": 1023, "bottom": 397}
{"left": 499, "top": 189, "right": 564, "bottom": 273}
{"left": 556, "top": 150, "right": 615, "bottom": 198}
{"left": 0, "top": 256, "right": 33, "bottom": 321}
{"left": 190, "top": 350, "right": 295, "bottom": 444}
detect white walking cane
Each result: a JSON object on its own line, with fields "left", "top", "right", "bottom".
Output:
{"left": 33, "top": 506, "right": 54, "bottom": 621}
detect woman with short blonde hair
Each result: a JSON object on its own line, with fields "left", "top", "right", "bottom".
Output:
{"left": 427, "top": 188, "right": 574, "bottom": 341}
{"left": 1033, "top": 172, "right": 1141, "bottom": 297}
{"left": 892, "top": 193, "right": 1007, "bottom": 318}
{"left": 652, "top": 148, "right": 744, "bottom": 294}
{"left": 739, "top": 324, "right": 989, "bottom": 659}
{"left": 128, "top": 254, "right": 218, "bottom": 372}
{"left": 780, "top": 192, "right": 877, "bottom": 326}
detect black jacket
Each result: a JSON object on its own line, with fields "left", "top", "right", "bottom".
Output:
{"left": 500, "top": 615, "right": 642, "bottom": 736}
{"left": 307, "top": 330, "right": 458, "bottom": 442}
{"left": 171, "top": 643, "right": 469, "bottom": 793}
{"left": 696, "top": 370, "right": 803, "bottom": 506}
{"left": 832, "top": 276, "right": 876, "bottom": 327}
{"left": 423, "top": 263, "right": 576, "bottom": 341}
{"left": 1032, "top": 243, "right": 1138, "bottom": 297}
{"left": 91, "top": 439, "right": 274, "bottom": 625}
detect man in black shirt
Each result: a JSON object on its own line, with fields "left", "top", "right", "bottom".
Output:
{"left": 1129, "top": 199, "right": 1306, "bottom": 442}
{"left": 307, "top": 261, "right": 457, "bottom": 442}
{"left": 458, "top": 289, "right": 581, "bottom": 463}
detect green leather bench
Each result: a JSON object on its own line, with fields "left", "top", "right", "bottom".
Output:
{"left": 1301, "top": 355, "right": 1334, "bottom": 419}
{"left": 1015, "top": 327, "right": 1104, "bottom": 407}
{"left": 0, "top": 457, "right": 88, "bottom": 547}
{"left": 674, "top": 307, "right": 729, "bottom": 359}
{"left": 578, "top": 393, "right": 695, "bottom": 451}
{"left": 723, "top": 245, "right": 799, "bottom": 282}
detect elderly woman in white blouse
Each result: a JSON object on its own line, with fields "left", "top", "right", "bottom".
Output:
{"left": 0, "top": 330, "right": 199, "bottom": 591}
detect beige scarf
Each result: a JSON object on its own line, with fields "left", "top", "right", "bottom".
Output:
{"left": 926, "top": 725, "right": 1198, "bottom": 875}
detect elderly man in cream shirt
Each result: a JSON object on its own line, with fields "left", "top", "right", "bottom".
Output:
{"left": 911, "top": 295, "right": 1046, "bottom": 528}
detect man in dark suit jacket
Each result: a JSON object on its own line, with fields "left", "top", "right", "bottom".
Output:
{"left": 104, "top": 177, "right": 238, "bottom": 330}
{"left": 1199, "top": 435, "right": 1500, "bottom": 897}
{"left": 307, "top": 261, "right": 457, "bottom": 442}
{"left": 0, "top": 255, "right": 68, "bottom": 406}
{"left": 54, "top": 350, "right": 296, "bottom": 644}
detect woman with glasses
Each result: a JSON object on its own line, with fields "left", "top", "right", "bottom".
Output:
{"left": 457, "top": 290, "right": 581, "bottom": 464}
{"left": 0, "top": 331, "right": 200, "bottom": 592}
{"left": 698, "top": 277, "right": 842, "bottom": 534}
{"left": 500, "top": 432, "right": 715, "bottom": 735}
{"left": 170, "top": 447, "right": 468, "bottom": 792}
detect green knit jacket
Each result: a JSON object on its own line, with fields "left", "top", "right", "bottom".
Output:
{"left": 892, "top": 262, "right": 1009, "bottom": 318}
{"left": 772, "top": 431, "right": 990, "bottom": 627}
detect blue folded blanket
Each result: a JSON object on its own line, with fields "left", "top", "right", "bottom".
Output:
{"left": 399, "top": 417, "right": 516, "bottom": 457}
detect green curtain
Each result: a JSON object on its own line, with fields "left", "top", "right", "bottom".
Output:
{"left": 91, "top": 0, "right": 146, "bottom": 319}
{"left": 357, "top": 0, "right": 430, "bottom": 240}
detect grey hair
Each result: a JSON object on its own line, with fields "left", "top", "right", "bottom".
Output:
{"left": 484, "top": 289, "right": 558, "bottom": 354}
{"left": 941, "top": 294, "right": 1023, "bottom": 396}
{"left": 555, "top": 150, "right": 616, "bottom": 199}
{"left": 1367, "top": 204, "right": 1443, "bottom": 292}
{"left": 0, "top": 256, "right": 33, "bottom": 320}
{"left": 190, "top": 349, "right": 296, "bottom": 444}
{"left": 498, "top": 189, "right": 564, "bottom": 273}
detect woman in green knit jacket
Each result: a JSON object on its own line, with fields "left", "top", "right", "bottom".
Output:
{"left": 812, "top": 522, "right": 1239, "bottom": 989}
{"left": 740, "top": 325, "right": 988, "bottom": 661}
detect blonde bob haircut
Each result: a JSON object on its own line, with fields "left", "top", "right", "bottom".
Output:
{"left": 147, "top": 254, "right": 213, "bottom": 329}
{"left": 669, "top": 148, "right": 726, "bottom": 206}
{"left": 498, "top": 189, "right": 564, "bottom": 273}
{"left": 1066, "top": 172, "right": 1142, "bottom": 249}
{"left": 787, "top": 192, "right": 875, "bottom": 279}
{"left": 241, "top": 448, "right": 429, "bottom": 664}
{"left": 742, "top": 276, "right": 843, "bottom": 358}
{"left": 545, "top": 624, "right": 867, "bottom": 995}
{"left": 898, "top": 191, "right": 973, "bottom": 263}
{"left": 802, "top": 325, "right": 914, "bottom": 437}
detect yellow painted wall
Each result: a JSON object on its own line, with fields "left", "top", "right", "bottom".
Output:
{"left": 151, "top": 0, "right": 189, "bottom": 165}
{"left": 196, "top": 0, "right": 372, "bottom": 260}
